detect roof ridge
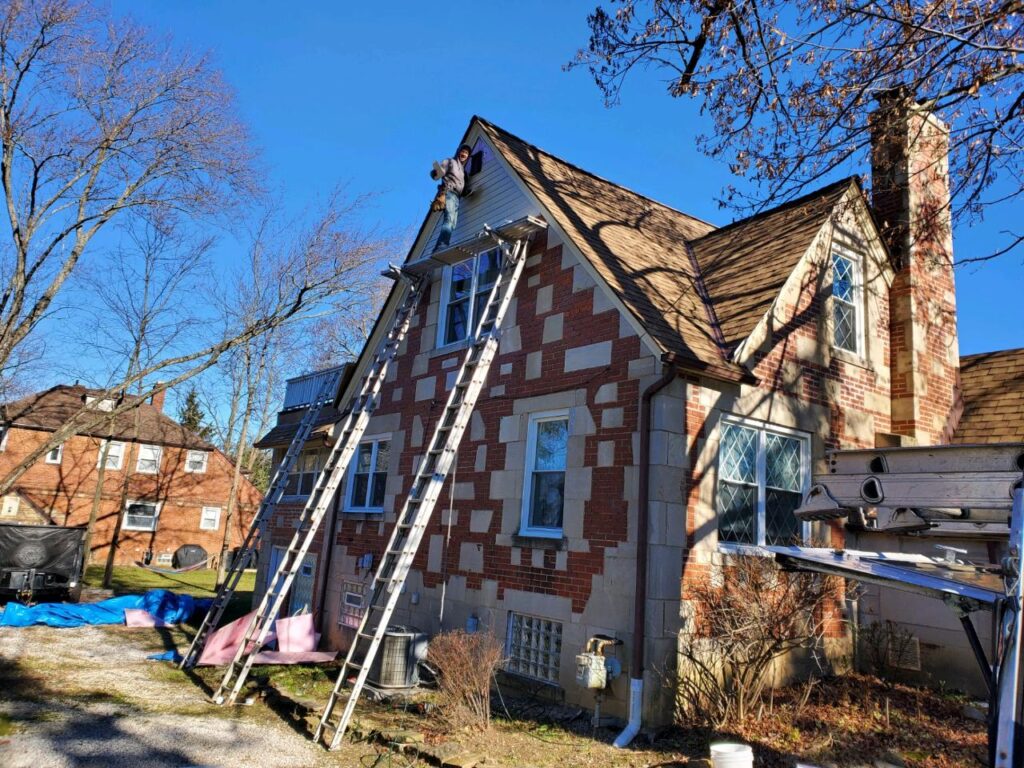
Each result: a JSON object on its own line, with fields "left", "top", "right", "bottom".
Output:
{"left": 474, "top": 116, "right": 717, "bottom": 232}
{"left": 689, "top": 176, "right": 860, "bottom": 244}
{"left": 961, "top": 347, "right": 1024, "bottom": 360}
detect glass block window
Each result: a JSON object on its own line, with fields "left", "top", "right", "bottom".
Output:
{"left": 717, "top": 420, "right": 809, "bottom": 546}
{"left": 520, "top": 412, "right": 569, "bottom": 537}
{"left": 345, "top": 437, "right": 390, "bottom": 512}
{"left": 440, "top": 248, "right": 500, "bottom": 345}
{"left": 339, "top": 580, "right": 366, "bottom": 629}
{"left": 124, "top": 501, "right": 160, "bottom": 532}
{"left": 832, "top": 252, "right": 860, "bottom": 354}
{"left": 506, "top": 612, "right": 562, "bottom": 683}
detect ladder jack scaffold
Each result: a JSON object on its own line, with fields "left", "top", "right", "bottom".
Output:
{"left": 773, "top": 443, "right": 1024, "bottom": 768}
{"left": 196, "top": 217, "right": 545, "bottom": 725}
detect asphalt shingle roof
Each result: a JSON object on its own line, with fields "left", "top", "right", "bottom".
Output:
{"left": 953, "top": 348, "right": 1024, "bottom": 444}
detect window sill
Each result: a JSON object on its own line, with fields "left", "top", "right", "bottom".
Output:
{"left": 717, "top": 542, "right": 782, "bottom": 558}
{"left": 123, "top": 526, "right": 158, "bottom": 533}
{"left": 512, "top": 533, "right": 566, "bottom": 550}
{"left": 428, "top": 338, "right": 471, "bottom": 359}
{"left": 342, "top": 509, "right": 385, "bottom": 520}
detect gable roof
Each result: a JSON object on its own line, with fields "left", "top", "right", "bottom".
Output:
{"left": 2, "top": 385, "right": 215, "bottom": 450}
{"left": 475, "top": 118, "right": 867, "bottom": 381}
{"left": 953, "top": 348, "right": 1024, "bottom": 444}
{"left": 689, "top": 178, "right": 858, "bottom": 349}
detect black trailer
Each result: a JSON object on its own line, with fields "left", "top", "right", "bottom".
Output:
{"left": 0, "top": 522, "right": 86, "bottom": 603}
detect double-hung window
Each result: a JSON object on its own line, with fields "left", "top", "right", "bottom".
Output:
{"left": 284, "top": 449, "right": 320, "bottom": 497}
{"left": 45, "top": 443, "right": 63, "bottom": 465}
{"left": 439, "top": 248, "right": 500, "bottom": 346}
{"left": 831, "top": 252, "right": 862, "bottom": 354}
{"left": 199, "top": 506, "right": 221, "bottom": 531}
{"left": 520, "top": 411, "right": 569, "bottom": 538}
{"left": 345, "top": 437, "right": 389, "bottom": 512}
{"left": 185, "top": 450, "right": 209, "bottom": 473}
{"left": 124, "top": 500, "right": 160, "bottom": 532}
{"left": 136, "top": 444, "right": 162, "bottom": 474}
{"left": 98, "top": 440, "right": 125, "bottom": 470}
{"left": 717, "top": 419, "right": 809, "bottom": 547}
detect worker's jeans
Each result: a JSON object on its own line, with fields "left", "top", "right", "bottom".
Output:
{"left": 434, "top": 190, "right": 460, "bottom": 251}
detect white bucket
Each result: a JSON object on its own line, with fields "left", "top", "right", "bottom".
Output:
{"left": 710, "top": 742, "right": 754, "bottom": 768}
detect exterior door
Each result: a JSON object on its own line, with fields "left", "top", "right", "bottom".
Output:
{"left": 289, "top": 553, "right": 316, "bottom": 615}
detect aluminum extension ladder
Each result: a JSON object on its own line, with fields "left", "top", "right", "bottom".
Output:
{"left": 209, "top": 268, "right": 427, "bottom": 705}
{"left": 180, "top": 366, "right": 345, "bottom": 670}
{"left": 315, "top": 232, "right": 531, "bottom": 750}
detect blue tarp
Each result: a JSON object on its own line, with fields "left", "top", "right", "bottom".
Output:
{"left": 0, "top": 589, "right": 207, "bottom": 628}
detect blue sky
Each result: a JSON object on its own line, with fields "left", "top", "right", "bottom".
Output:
{"left": 110, "top": 0, "right": 1022, "bottom": 357}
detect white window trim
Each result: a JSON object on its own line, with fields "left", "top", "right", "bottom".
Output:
{"left": 435, "top": 247, "right": 500, "bottom": 350}
{"left": 830, "top": 249, "right": 865, "bottom": 357}
{"left": 343, "top": 433, "right": 390, "bottom": 514}
{"left": 282, "top": 448, "right": 321, "bottom": 500}
{"left": 716, "top": 414, "right": 812, "bottom": 551}
{"left": 123, "top": 499, "right": 162, "bottom": 532}
{"left": 135, "top": 443, "right": 162, "bottom": 474}
{"left": 199, "top": 505, "right": 221, "bottom": 531}
{"left": 519, "top": 409, "right": 571, "bottom": 539}
{"left": 86, "top": 395, "right": 115, "bottom": 412}
{"left": 184, "top": 449, "right": 209, "bottom": 474}
{"left": 98, "top": 440, "right": 125, "bottom": 470}
{"left": 45, "top": 443, "right": 63, "bottom": 465}
{"left": 0, "top": 427, "right": 8, "bottom": 451}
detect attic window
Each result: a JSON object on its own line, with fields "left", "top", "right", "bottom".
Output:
{"left": 468, "top": 150, "right": 483, "bottom": 176}
{"left": 86, "top": 396, "right": 116, "bottom": 412}
{"left": 438, "top": 248, "right": 500, "bottom": 346}
{"left": 831, "top": 252, "right": 862, "bottom": 355}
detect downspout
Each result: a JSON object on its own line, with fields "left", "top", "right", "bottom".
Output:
{"left": 615, "top": 359, "right": 677, "bottom": 749}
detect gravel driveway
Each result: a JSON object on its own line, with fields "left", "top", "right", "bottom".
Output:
{"left": 0, "top": 623, "right": 380, "bottom": 767}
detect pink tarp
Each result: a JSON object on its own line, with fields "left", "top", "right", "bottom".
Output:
{"left": 197, "top": 611, "right": 336, "bottom": 666}
{"left": 124, "top": 609, "right": 170, "bottom": 628}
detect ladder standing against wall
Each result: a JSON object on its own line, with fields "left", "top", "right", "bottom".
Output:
{"left": 208, "top": 268, "right": 427, "bottom": 703}
{"left": 180, "top": 366, "right": 345, "bottom": 670}
{"left": 316, "top": 222, "right": 542, "bottom": 749}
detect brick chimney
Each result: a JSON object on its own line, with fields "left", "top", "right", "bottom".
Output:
{"left": 870, "top": 88, "right": 961, "bottom": 445}
{"left": 150, "top": 387, "right": 166, "bottom": 412}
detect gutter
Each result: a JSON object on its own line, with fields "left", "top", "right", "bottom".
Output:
{"left": 615, "top": 359, "right": 677, "bottom": 749}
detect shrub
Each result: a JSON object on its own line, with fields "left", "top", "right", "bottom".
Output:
{"left": 427, "top": 629, "right": 505, "bottom": 731}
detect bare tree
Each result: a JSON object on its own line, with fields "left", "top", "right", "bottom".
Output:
{"left": 569, "top": 1, "right": 1024, "bottom": 260}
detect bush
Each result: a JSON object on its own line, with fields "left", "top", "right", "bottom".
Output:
{"left": 675, "top": 554, "right": 841, "bottom": 726}
{"left": 427, "top": 629, "right": 505, "bottom": 731}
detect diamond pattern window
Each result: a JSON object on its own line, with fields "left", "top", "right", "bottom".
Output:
{"left": 717, "top": 419, "right": 809, "bottom": 546}
{"left": 345, "top": 437, "right": 390, "bottom": 512}
{"left": 440, "top": 248, "right": 500, "bottom": 345}
{"left": 832, "top": 252, "right": 861, "bottom": 354}
{"left": 506, "top": 612, "right": 562, "bottom": 683}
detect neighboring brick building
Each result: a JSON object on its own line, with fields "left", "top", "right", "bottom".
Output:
{"left": 255, "top": 93, "right": 1017, "bottom": 725}
{"left": 0, "top": 385, "right": 261, "bottom": 566}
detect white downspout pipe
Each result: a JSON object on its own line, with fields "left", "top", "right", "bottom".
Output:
{"left": 614, "top": 677, "right": 643, "bottom": 748}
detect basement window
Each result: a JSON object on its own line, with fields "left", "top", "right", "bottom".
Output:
{"left": 519, "top": 411, "right": 569, "bottom": 538}
{"left": 506, "top": 612, "right": 562, "bottom": 683}
{"left": 831, "top": 252, "right": 862, "bottom": 355}
{"left": 717, "top": 418, "right": 809, "bottom": 547}
{"left": 123, "top": 501, "right": 160, "bottom": 532}
{"left": 438, "top": 248, "right": 500, "bottom": 346}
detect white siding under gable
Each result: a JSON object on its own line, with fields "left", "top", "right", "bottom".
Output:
{"left": 418, "top": 135, "right": 539, "bottom": 256}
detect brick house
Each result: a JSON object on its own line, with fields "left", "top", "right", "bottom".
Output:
{"left": 0, "top": 384, "right": 261, "bottom": 567}
{"left": 254, "top": 94, "right": 1015, "bottom": 725}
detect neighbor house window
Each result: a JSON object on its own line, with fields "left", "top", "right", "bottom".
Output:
{"left": 345, "top": 437, "right": 390, "bottom": 512}
{"left": 199, "top": 506, "right": 221, "bottom": 531}
{"left": 45, "top": 443, "right": 63, "bottom": 465}
{"left": 135, "top": 444, "right": 162, "bottom": 474}
{"left": 0, "top": 427, "right": 7, "bottom": 450}
{"left": 717, "top": 419, "right": 809, "bottom": 547}
{"left": 438, "top": 248, "right": 500, "bottom": 345}
{"left": 86, "top": 396, "right": 116, "bottom": 412}
{"left": 123, "top": 500, "right": 160, "bottom": 531}
{"left": 831, "top": 252, "right": 861, "bottom": 354}
{"left": 520, "top": 411, "right": 569, "bottom": 538}
{"left": 98, "top": 440, "right": 125, "bottom": 470}
{"left": 185, "top": 450, "right": 209, "bottom": 473}
{"left": 284, "top": 449, "right": 320, "bottom": 497}
{"left": 506, "top": 612, "right": 562, "bottom": 683}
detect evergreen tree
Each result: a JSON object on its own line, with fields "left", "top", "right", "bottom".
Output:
{"left": 177, "top": 386, "right": 214, "bottom": 440}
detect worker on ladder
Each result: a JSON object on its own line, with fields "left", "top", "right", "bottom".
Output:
{"left": 430, "top": 143, "right": 472, "bottom": 251}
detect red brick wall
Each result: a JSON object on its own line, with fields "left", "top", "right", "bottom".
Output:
{"left": 0, "top": 426, "right": 260, "bottom": 566}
